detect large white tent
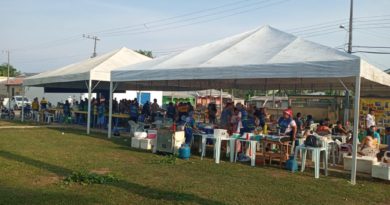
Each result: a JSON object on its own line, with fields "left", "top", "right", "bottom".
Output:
{"left": 110, "top": 25, "right": 390, "bottom": 184}
{"left": 24, "top": 47, "right": 151, "bottom": 134}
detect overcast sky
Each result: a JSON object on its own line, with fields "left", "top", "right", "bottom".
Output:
{"left": 1, "top": 0, "right": 389, "bottom": 73}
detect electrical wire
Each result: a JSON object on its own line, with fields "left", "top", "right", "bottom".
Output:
{"left": 91, "top": 0, "right": 258, "bottom": 35}
{"left": 100, "top": 0, "right": 290, "bottom": 37}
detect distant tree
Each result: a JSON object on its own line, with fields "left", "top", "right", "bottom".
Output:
{"left": 135, "top": 50, "right": 154, "bottom": 58}
{"left": 0, "top": 63, "right": 20, "bottom": 77}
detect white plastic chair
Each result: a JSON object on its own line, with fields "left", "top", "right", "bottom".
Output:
{"left": 44, "top": 111, "right": 55, "bottom": 124}
{"left": 295, "top": 144, "right": 328, "bottom": 179}
{"left": 128, "top": 121, "right": 138, "bottom": 137}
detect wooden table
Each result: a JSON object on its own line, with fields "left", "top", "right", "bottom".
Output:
{"left": 260, "top": 135, "right": 291, "bottom": 167}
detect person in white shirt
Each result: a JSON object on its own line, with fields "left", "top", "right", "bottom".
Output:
{"left": 366, "top": 109, "right": 376, "bottom": 129}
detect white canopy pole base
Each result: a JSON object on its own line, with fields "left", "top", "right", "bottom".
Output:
{"left": 350, "top": 75, "right": 361, "bottom": 185}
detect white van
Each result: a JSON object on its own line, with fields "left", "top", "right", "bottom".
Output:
{"left": 3, "top": 96, "right": 31, "bottom": 110}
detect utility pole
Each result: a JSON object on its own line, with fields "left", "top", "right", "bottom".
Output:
{"left": 347, "top": 0, "right": 353, "bottom": 54}
{"left": 83, "top": 34, "right": 100, "bottom": 58}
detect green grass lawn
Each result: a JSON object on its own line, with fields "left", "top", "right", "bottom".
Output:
{"left": 0, "top": 121, "right": 389, "bottom": 205}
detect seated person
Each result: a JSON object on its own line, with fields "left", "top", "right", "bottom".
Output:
{"left": 357, "top": 125, "right": 367, "bottom": 143}
{"left": 386, "top": 127, "right": 390, "bottom": 152}
{"left": 369, "top": 125, "right": 381, "bottom": 145}
{"left": 359, "top": 129, "right": 379, "bottom": 158}
{"left": 333, "top": 121, "right": 349, "bottom": 135}
{"left": 316, "top": 119, "right": 332, "bottom": 136}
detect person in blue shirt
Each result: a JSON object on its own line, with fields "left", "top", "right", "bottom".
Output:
{"left": 142, "top": 101, "right": 151, "bottom": 118}
{"left": 96, "top": 102, "right": 105, "bottom": 129}
{"left": 184, "top": 111, "right": 197, "bottom": 145}
{"left": 129, "top": 101, "right": 139, "bottom": 123}
{"left": 220, "top": 102, "right": 233, "bottom": 130}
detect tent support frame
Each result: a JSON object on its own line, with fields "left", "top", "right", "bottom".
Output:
{"left": 350, "top": 75, "right": 361, "bottom": 185}
{"left": 108, "top": 82, "right": 119, "bottom": 138}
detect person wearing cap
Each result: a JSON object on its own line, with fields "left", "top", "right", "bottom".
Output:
{"left": 278, "top": 109, "right": 297, "bottom": 142}
{"left": 366, "top": 108, "right": 376, "bottom": 129}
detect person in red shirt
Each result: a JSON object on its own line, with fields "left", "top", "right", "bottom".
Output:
{"left": 316, "top": 119, "right": 332, "bottom": 135}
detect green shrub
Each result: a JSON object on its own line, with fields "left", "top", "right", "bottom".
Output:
{"left": 63, "top": 171, "right": 119, "bottom": 185}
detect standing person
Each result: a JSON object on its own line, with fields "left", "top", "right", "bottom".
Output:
{"left": 40, "top": 97, "right": 48, "bottom": 110}
{"left": 184, "top": 111, "right": 197, "bottom": 145}
{"left": 97, "top": 101, "right": 105, "bottom": 129}
{"left": 31, "top": 97, "right": 39, "bottom": 119}
{"left": 207, "top": 102, "right": 217, "bottom": 124}
{"left": 166, "top": 102, "right": 176, "bottom": 121}
{"left": 259, "top": 108, "right": 267, "bottom": 129}
{"left": 366, "top": 108, "right": 376, "bottom": 129}
{"left": 220, "top": 102, "right": 233, "bottom": 131}
{"left": 142, "top": 101, "right": 151, "bottom": 119}
{"left": 294, "top": 112, "right": 304, "bottom": 137}
{"left": 177, "top": 102, "right": 188, "bottom": 122}
{"left": 230, "top": 107, "right": 240, "bottom": 134}
{"left": 63, "top": 100, "right": 71, "bottom": 118}
{"left": 129, "top": 101, "right": 139, "bottom": 123}
{"left": 278, "top": 109, "right": 297, "bottom": 143}
{"left": 150, "top": 98, "right": 160, "bottom": 122}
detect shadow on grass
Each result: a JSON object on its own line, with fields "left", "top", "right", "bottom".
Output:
{"left": 0, "top": 185, "right": 100, "bottom": 205}
{"left": 0, "top": 150, "right": 225, "bottom": 205}
{"left": 46, "top": 126, "right": 131, "bottom": 149}
{"left": 0, "top": 150, "right": 72, "bottom": 176}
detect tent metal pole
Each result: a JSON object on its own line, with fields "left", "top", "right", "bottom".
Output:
{"left": 139, "top": 90, "right": 142, "bottom": 104}
{"left": 87, "top": 78, "right": 92, "bottom": 135}
{"left": 108, "top": 81, "right": 113, "bottom": 138}
{"left": 220, "top": 89, "right": 223, "bottom": 113}
{"left": 21, "top": 85, "right": 25, "bottom": 122}
{"left": 351, "top": 75, "right": 361, "bottom": 185}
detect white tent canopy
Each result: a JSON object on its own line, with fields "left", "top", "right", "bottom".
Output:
{"left": 24, "top": 47, "right": 151, "bottom": 91}
{"left": 24, "top": 47, "right": 151, "bottom": 134}
{"left": 109, "top": 25, "right": 390, "bottom": 185}
{"left": 111, "top": 26, "right": 390, "bottom": 92}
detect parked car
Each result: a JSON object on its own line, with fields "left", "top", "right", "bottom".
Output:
{"left": 3, "top": 96, "right": 31, "bottom": 110}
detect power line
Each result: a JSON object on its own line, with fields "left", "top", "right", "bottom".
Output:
{"left": 92, "top": 0, "right": 258, "bottom": 35}
{"left": 353, "top": 50, "right": 390, "bottom": 54}
{"left": 353, "top": 46, "right": 390, "bottom": 49}
{"left": 100, "top": 0, "right": 291, "bottom": 37}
